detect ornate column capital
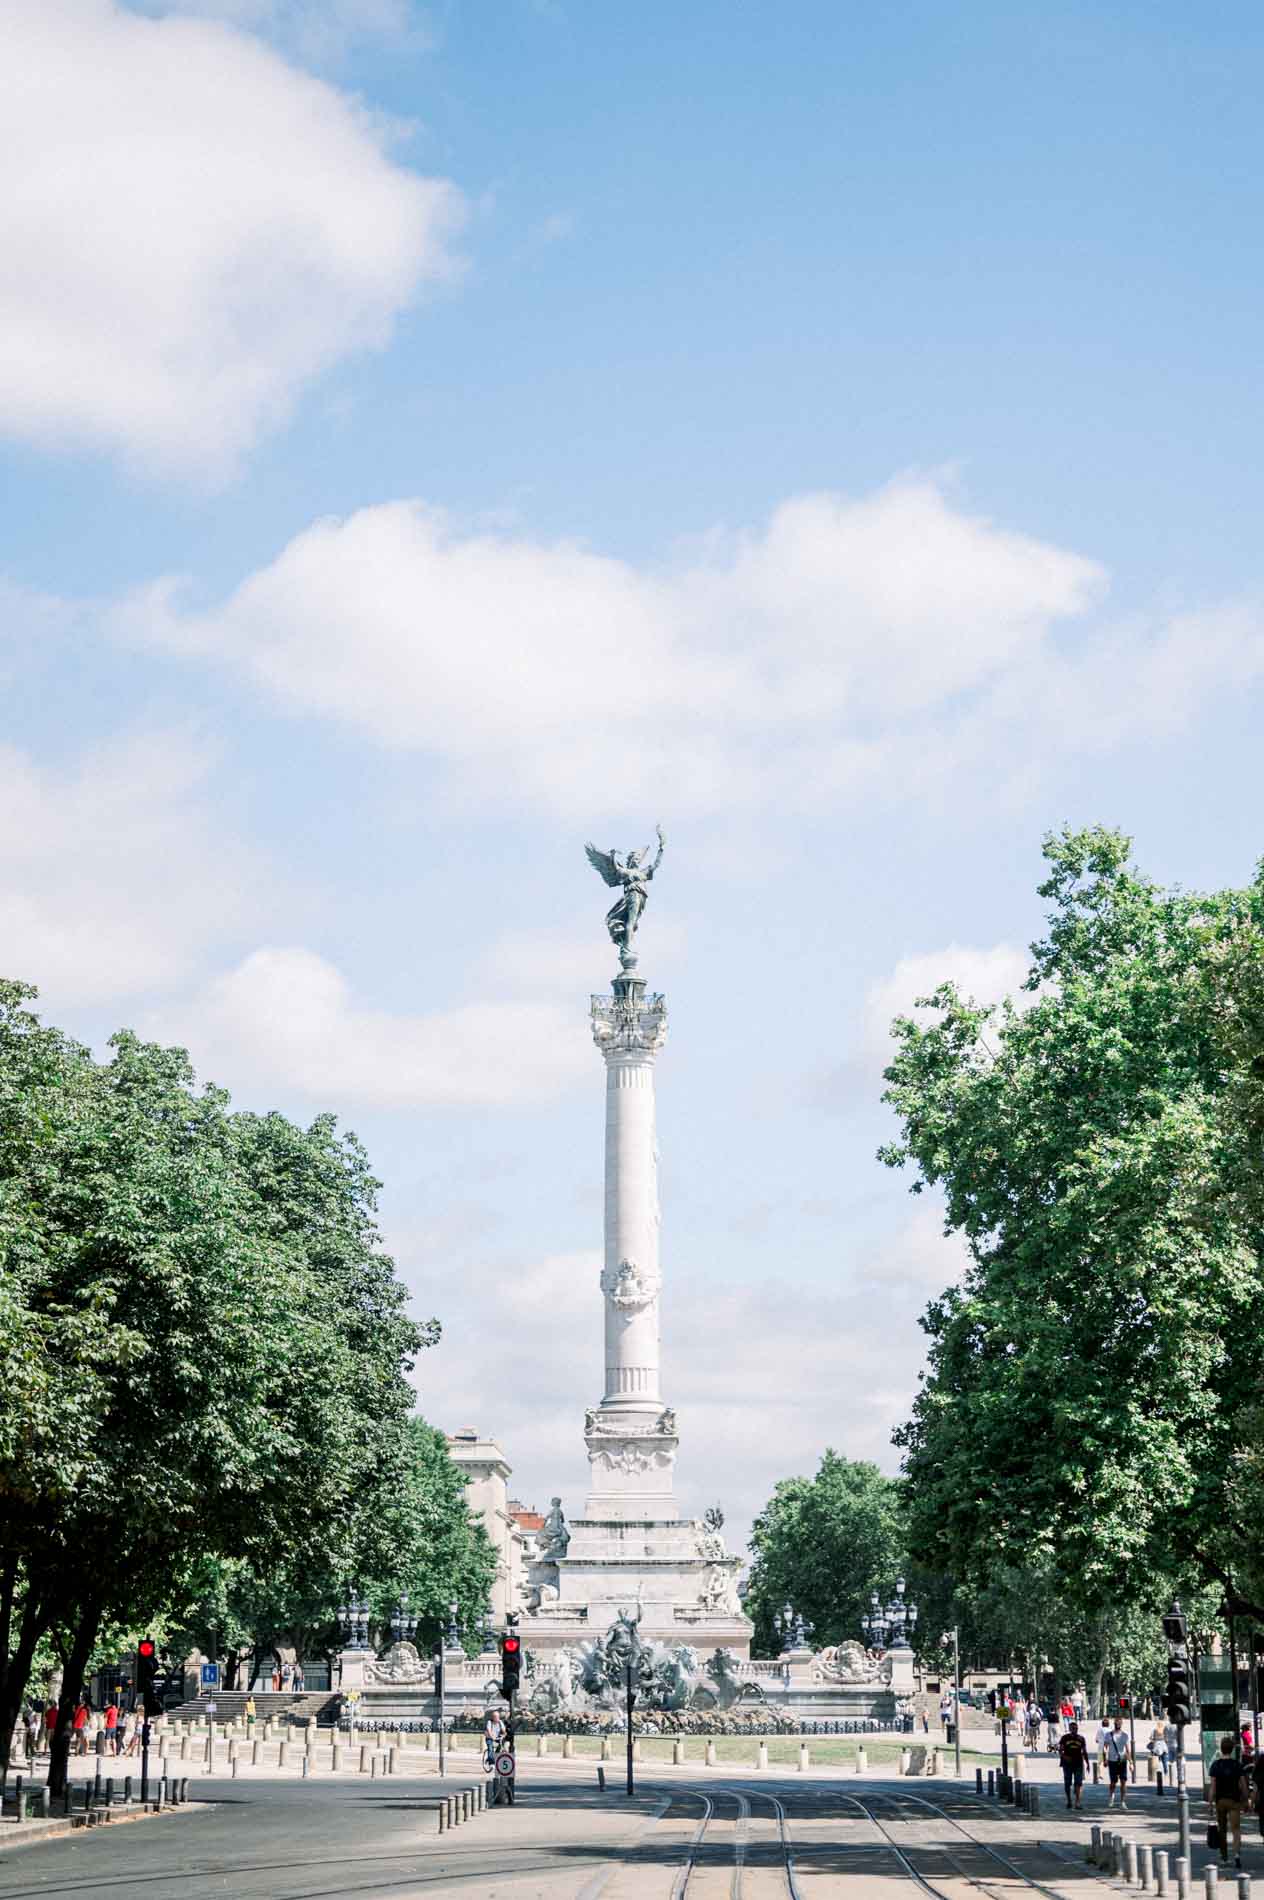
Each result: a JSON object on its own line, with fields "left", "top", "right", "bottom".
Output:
{"left": 591, "top": 983, "right": 668, "bottom": 1057}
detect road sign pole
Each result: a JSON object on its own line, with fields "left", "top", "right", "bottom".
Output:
{"left": 625, "top": 1659, "right": 635, "bottom": 1797}
{"left": 140, "top": 1721, "right": 150, "bottom": 1805}
{"left": 953, "top": 1625, "right": 962, "bottom": 1780}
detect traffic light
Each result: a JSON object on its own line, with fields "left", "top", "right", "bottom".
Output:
{"left": 501, "top": 1632, "right": 522, "bottom": 1700}
{"left": 1119, "top": 1695, "right": 1130, "bottom": 1712}
{"left": 136, "top": 1638, "right": 161, "bottom": 1718}
{"left": 1166, "top": 1651, "right": 1193, "bottom": 1725}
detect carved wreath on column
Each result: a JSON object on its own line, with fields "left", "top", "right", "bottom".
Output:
{"left": 601, "top": 1258, "right": 660, "bottom": 1312}
{"left": 590, "top": 1441, "right": 675, "bottom": 1474}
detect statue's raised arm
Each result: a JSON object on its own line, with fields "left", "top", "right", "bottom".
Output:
{"left": 585, "top": 824, "right": 665, "bottom": 969}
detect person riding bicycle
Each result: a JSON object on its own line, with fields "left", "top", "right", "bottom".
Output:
{"left": 484, "top": 1707, "right": 506, "bottom": 1770}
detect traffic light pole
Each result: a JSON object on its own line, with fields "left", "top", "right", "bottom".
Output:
{"left": 1176, "top": 1720, "right": 1190, "bottom": 1871}
{"left": 436, "top": 1649, "right": 445, "bottom": 1779}
{"left": 952, "top": 1625, "right": 962, "bottom": 1781}
{"left": 625, "top": 1659, "right": 635, "bottom": 1797}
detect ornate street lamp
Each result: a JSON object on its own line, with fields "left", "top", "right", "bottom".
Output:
{"left": 445, "top": 1599, "right": 461, "bottom": 1651}
{"left": 390, "top": 1591, "right": 418, "bottom": 1646}
{"left": 861, "top": 1579, "right": 919, "bottom": 1652}
{"left": 479, "top": 1611, "right": 498, "bottom": 1655}
{"left": 776, "top": 1601, "right": 795, "bottom": 1657}
{"left": 337, "top": 1588, "right": 371, "bottom": 1650}
{"left": 861, "top": 1590, "right": 886, "bottom": 1649}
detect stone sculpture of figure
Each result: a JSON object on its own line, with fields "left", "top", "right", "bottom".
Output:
{"left": 540, "top": 1497, "right": 569, "bottom": 1560}
{"left": 585, "top": 826, "right": 666, "bottom": 967}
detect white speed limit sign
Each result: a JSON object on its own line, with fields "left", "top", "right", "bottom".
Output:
{"left": 495, "top": 1751, "right": 515, "bottom": 1777}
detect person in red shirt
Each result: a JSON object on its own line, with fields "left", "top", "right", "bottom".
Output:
{"left": 72, "top": 1699, "right": 90, "bottom": 1755}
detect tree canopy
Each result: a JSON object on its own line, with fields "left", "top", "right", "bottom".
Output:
{"left": 0, "top": 978, "right": 483, "bottom": 1781}
{"left": 880, "top": 828, "right": 1264, "bottom": 1651}
{"left": 745, "top": 1450, "right": 904, "bottom": 1655}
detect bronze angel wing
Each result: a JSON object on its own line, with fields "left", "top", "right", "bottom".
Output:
{"left": 584, "top": 843, "right": 623, "bottom": 888}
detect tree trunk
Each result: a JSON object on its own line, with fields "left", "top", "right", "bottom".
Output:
{"left": 48, "top": 1600, "right": 103, "bottom": 1797}
{"left": 0, "top": 1582, "right": 52, "bottom": 1779}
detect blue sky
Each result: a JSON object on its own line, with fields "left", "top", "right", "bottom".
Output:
{"left": 5, "top": 0, "right": 1264, "bottom": 1549}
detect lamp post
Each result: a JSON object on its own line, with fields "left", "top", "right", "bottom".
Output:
{"left": 479, "top": 1612, "right": 498, "bottom": 1655}
{"left": 624, "top": 1628, "right": 646, "bottom": 1797}
{"left": 437, "top": 1602, "right": 460, "bottom": 1780}
{"left": 1163, "top": 1600, "right": 1192, "bottom": 1876}
{"left": 336, "top": 1589, "right": 370, "bottom": 1651}
{"left": 942, "top": 1626, "right": 962, "bottom": 1779}
{"left": 390, "top": 1592, "right": 418, "bottom": 1647}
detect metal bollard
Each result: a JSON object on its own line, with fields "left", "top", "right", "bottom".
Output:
{"left": 298, "top": 1756, "right": 305, "bottom": 1778}
{"left": 1013, "top": 1776, "right": 1023, "bottom": 1807}
{"left": 1203, "top": 1868, "right": 1219, "bottom": 1897}
{"left": 332, "top": 1744, "right": 342, "bottom": 1770}
{"left": 1175, "top": 1856, "right": 1190, "bottom": 1899}
{"left": 462, "top": 1789, "right": 471, "bottom": 1820}
{"left": 278, "top": 1740, "right": 289, "bottom": 1767}
{"left": 1029, "top": 1786, "right": 1040, "bottom": 1816}
{"left": 359, "top": 1744, "right": 370, "bottom": 1773}
{"left": 388, "top": 1747, "right": 398, "bottom": 1775}
{"left": 1238, "top": 1877, "right": 1250, "bottom": 1900}
{"left": 105, "top": 1776, "right": 114, "bottom": 1806}
{"left": 81, "top": 1783, "right": 92, "bottom": 1811}
{"left": 37, "top": 1787, "right": 50, "bottom": 1820}
{"left": 976, "top": 1766, "right": 984, "bottom": 1794}
{"left": 1140, "top": 1843, "right": 1153, "bottom": 1890}
{"left": 987, "top": 1768, "right": 995, "bottom": 1798}
{"left": 180, "top": 1735, "right": 190, "bottom": 1761}
{"left": 61, "top": 1783, "right": 73, "bottom": 1818}
{"left": 1155, "top": 1849, "right": 1169, "bottom": 1895}
{"left": 251, "top": 1738, "right": 260, "bottom": 1765}
{"left": 1089, "top": 1824, "right": 1102, "bottom": 1864}
{"left": 437, "top": 1799, "right": 446, "bottom": 1832}
{"left": 181, "top": 1777, "right": 189, "bottom": 1802}
{"left": 1112, "top": 1834, "right": 1125, "bottom": 1877}
{"left": 370, "top": 1756, "right": 378, "bottom": 1778}
{"left": 1125, "top": 1841, "right": 1138, "bottom": 1885}
{"left": 123, "top": 1775, "right": 133, "bottom": 1803}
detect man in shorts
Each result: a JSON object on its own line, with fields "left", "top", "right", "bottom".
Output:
{"left": 1103, "top": 1714, "right": 1132, "bottom": 1808}
{"left": 1058, "top": 1721, "right": 1090, "bottom": 1809}
{"left": 1208, "top": 1735, "right": 1248, "bottom": 1868}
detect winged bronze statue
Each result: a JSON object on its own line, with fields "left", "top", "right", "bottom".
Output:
{"left": 585, "top": 825, "right": 665, "bottom": 967}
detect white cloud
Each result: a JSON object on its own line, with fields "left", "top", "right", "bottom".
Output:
{"left": 145, "top": 945, "right": 590, "bottom": 1105}
{"left": 119, "top": 476, "right": 1110, "bottom": 812}
{"left": 861, "top": 942, "right": 1032, "bottom": 1070}
{"left": 409, "top": 1203, "right": 968, "bottom": 1554}
{"left": 0, "top": 734, "right": 265, "bottom": 1007}
{"left": 0, "top": 0, "right": 462, "bottom": 479}
{"left": 128, "top": 0, "right": 428, "bottom": 62}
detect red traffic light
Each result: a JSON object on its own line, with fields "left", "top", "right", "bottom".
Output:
{"left": 1119, "top": 1696, "right": 1129, "bottom": 1710}
{"left": 503, "top": 1636, "right": 520, "bottom": 1654}
{"left": 138, "top": 1639, "right": 156, "bottom": 1659}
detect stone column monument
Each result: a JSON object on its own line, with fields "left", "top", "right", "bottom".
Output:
{"left": 517, "top": 830, "right": 750, "bottom": 1654}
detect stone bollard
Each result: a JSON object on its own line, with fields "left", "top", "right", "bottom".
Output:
{"left": 1088, "top": 1824, "right": 1101, "bottom": 1864}
{"left": 37, "top": 1787, "right": 50, "bottom": 1820}
{"left": 463, "top": 1789, "right": 472, "bottom": 1820}
{"left": 251, "top": 1738, "right": 260, "bottom": 1765}
{"left": 899, "top": 1748, "right": 911, "bottom": 1776}
{"left": 672, "top": 1739, "right": 684, "bottom": 1765}
{"left": 370, "top": 1755, "right": 378, "bottom": 1779}
{"left": 757, "top": 1741, "right": 768, "bottom": 1770}
{"left": 1014, "top": 1751, "right": 1025, "bottom": 1783}
{"left": 228, "top": 1740, "right": 238, "bottom": 1764}
{"left": 436, "top": 1799, "right": 446, "bottom": 1833}
{"left": 632, "top": 1739, "right": 641, "bottom": 1761}
{"left": 180, "top": 1735, "right": 190, "bottom": 1761}
{"left": 1155, "top": 1849, "right": 1169, "bottom": 1895}
{"left": 232, "top": 1758, "right": 241, "bottom": 1779}
{"left": 856, "top": 1745, "right": 867, "bottom": 1774}
{"left": 359, "top": 1744, "right": 370, "bottom": 1773}
{"left": 705, "top": 1740, "right": 717, "bottom": 1767}
{"left": 423, "top": 1729, "right": 433, "bottom": 1752}
{"left": 278, "top": 1740, "right": 290, "bottom": 1768}
{"left": 1125, "top": 1841, "right": 1138, "bottom": 1885}
{"left": 927, "top": 1746, "right": 938, "bottom": 1775}
{"left": 536, "top": 1735, "right": 547, "bottom": 1757}
{"left": 600, "top": 1736, "right": 612, "bottom": 1760}
{"left": 263, "top": 1721, "right": 273, "bottom": 1742}
{"left": 1140, "top": 1843, "right": 1154, "bottom": 1891}
{"left": 388, "top": 1747, "right": 399, "bottom": 1776}
{"left": 562, "top": 1736, "right": 573, "bottom": 1759}
{"left": 798, "top": 1743, "right": 810, "bottom": 1772}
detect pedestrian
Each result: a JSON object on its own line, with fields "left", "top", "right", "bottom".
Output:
{"left": 293, "top": 1662, "right": 305, "bottom": 1695}
{"left": 1147, "top": 1722, "right": 1169, "bottom": 1792}
{"left": 103, "top": 1695, "right": 120, "bottom": 1754}
{"left": 1208, "top": 1734, "right": 1248, "bottom": 1869}
{"left": 43, "top": 1699, "right": 58, "bottom": 1754}
{"left": 244, "top": 1693, "right": 257, "bottom": 1728}
{"left": 1071, "top": 1688, "right": 1085, "bottom": 1722}
{"left": 939, "top": 1691, "right": 953, "bottom": 1734}
{"left": 1059, "top": 1721, "right": 1090, "bottom": 1810}
{"left": 1027, "top": 1703, "right": 1042, "bottom": 1749}
{"left": 281, "top": 1660, "right": 293, "bottom": 1694}
{"left": 1252, "top": 1745, "right": 1264, "bottom": 1839}
{"left": 124, "top": 1711, "right": 142, "bottom": 1757}
{"left": 271, "top": 1660, "right": 281, "bottom": 1693}
{"left": 72, "top": 1697, "right": 90, "bottom": 1756}
{"left": 484, "top": 1706, "right": 505, "bottom": 1769}
{"left": 1103, "top": 1713, "right": 1132, "bottom": 1809}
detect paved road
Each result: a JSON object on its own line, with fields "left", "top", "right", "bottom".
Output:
{"left": 0, "top": 1765, "right": 1252, "bottom": 1897}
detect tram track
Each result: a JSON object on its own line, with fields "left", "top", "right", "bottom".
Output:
{"left": 667, "top": 1784, "right": 802, "bottom": 1899}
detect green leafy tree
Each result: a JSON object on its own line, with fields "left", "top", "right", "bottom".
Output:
{"left": 745, "top": 1451, "right": 904, "bottom": 1655}
{"left": 0, "top": 981, "right": 436, "bottom": 1787}
{"left": 881, "top": 827, "right": 1264, "bottom": 1643}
